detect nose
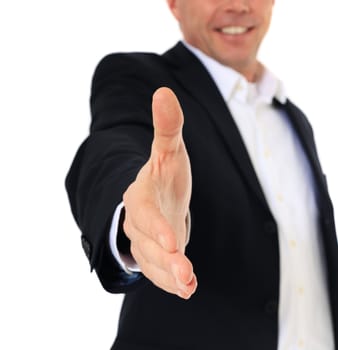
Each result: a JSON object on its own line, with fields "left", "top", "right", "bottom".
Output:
{"left": 221, "top": 0, "right": 250, "bottom": 13}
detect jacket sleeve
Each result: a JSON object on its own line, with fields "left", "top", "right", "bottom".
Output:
{"left": 65, "top": 53, "right": 162, "bottom": 293}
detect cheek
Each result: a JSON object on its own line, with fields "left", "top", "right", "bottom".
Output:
{"left": 187, "top": 18, "right": 204, "bottom": 38}
{"left": 263, "top": 17, "right": 272, "bottom": 37}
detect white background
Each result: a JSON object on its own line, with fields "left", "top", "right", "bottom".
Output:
{"left": 1, "top": 1, "right": 337, "bottom": 349}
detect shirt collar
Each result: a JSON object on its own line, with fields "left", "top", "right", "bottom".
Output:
{"left": 182, "top": 41, "right": 287, "bottom": 105}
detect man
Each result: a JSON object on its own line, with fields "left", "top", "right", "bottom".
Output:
{"left": 66, "top": 0, "right": 338, "bottom": 349}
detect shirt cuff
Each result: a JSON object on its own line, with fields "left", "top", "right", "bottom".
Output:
{"left": 109, "top": 202, "right": 141, "bottom": 274}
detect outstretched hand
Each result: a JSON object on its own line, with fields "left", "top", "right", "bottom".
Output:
{"left": 122, "top": 87, "right": 197, "bottom": 299}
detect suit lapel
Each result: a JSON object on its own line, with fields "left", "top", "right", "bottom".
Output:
{"left": 163, "top": 42, "right": 270, "bottom": 211}
{"left": 274, "top": 99, "right": 331, "bottom": 208}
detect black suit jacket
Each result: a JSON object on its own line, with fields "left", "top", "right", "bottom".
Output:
{"left": 66, "top": 42, "right": 338, "bottom": 349}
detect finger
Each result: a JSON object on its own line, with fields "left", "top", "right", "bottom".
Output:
{"left": 126, "top": 227, "right": 196, "bottom": 290}
{"left": 123, "top": 197, "right": 178, "bottom": 253}
{"left": 147, "top": 263, "right": 197, "bottom": 300}
{"left": 133, "top": 234, "right": 194, "bottom": 284}
{"left": 131, "top": 242, "right": 197, "bottom": 299}
{"left": 131, "top": 245, "right": 182, "bottom": 296}
{"left": 151, "top": 87, "right": 184, "bottom": 154}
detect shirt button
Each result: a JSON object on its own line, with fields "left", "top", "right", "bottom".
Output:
{"left": 277, "top": 193, "right": 284, "bottom": 202}
{"left": 264, "top": 149, "right": 271, "bottom": 159}
{"left": 237, "top": 82, "right": 244, "bottom": 91}
{"left": 290, "top": 239, "right": 297, "bottom": 248}
{"left": 264, "top": 300, "right": 278, "bottom": 314}
{"left": 264, "top": 221, "right": 277, "bottom": 235}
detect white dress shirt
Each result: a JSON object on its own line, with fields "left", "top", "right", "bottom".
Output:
{"left": 109, "top": 42, "right": 334, "bottom": 349}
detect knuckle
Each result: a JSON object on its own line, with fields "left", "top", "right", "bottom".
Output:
{"left": 122, "top": 182, "right": 135, "bottom": 204}
{"left": 122, "top": 218, "right": 130, "bottom": 238}
{"left": 122, "top": 188, "right": 129, "bottom": 204}
{"left": 130, "top": 243, "right": 139, "bottom": 262}
{"left": 138, "top": 239, "right": 153, "bottom": 264}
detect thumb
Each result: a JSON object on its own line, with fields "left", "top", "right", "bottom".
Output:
{"left": 152, "top": 87, "right": 184, "bottom": 154}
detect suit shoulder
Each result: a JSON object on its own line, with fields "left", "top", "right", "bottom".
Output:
{"left": 90, "top": 51, "right": 175, "bottom": 101}
{"left": 93, "top": 51, "right": 166, "bottom": 80}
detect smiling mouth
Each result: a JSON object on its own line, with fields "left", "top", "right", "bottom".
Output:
{"left": 219, "top": 26, "right": 252, "bottom": 35}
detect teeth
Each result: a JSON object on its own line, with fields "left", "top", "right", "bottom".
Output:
{"left": 221, "top": 26, "right": 248, "bottom": 35}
